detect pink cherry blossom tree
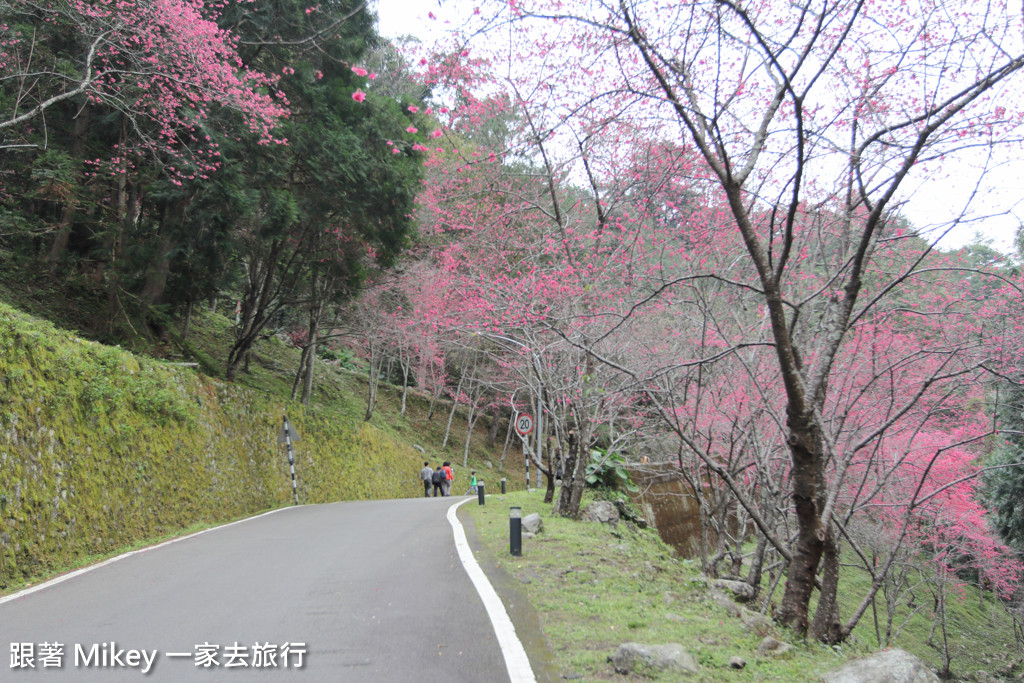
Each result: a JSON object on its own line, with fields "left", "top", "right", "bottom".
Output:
{"left": 420, "top": 0, "right": 1024, "bottom": 642}
{"left": 0, "top": 0, "right": 284, "bottom": 165}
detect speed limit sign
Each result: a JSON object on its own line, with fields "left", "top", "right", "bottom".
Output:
{"left": 515, "top": 413, "right": 535, "bottom": 436}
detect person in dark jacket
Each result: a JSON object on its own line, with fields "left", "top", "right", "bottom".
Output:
{"left": 431, "top": 465, "right": 445, "bottom": 497}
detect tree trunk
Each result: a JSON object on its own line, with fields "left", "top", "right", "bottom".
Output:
{"left": 141, "top": 237, "right": 172, "bottom": 308}
{"left": 301, "top": 336, "right": 316, "bottom": 406}
{"left": 47, "top": 203, "right": 77, "bottom": 271}
{"left": 46, "top": 107, "right": 90, "bottom": 269}
{"left": 554, "top": 430, "right": 576, "bottom": 516}
{"left": 226, "top": 339, "right": 251, "bottom": 382}
{"left": 292, "top": 346, "right": 311, "bottom": 400}
{"left": 364, "top": 376, "right": 378, "bottom": 421}
{"left": 399, "top": 360, "right": 410, "bottom": 417}
{"left": 543, "top": 428, "right": 556, "bottom": 504}
{"left": 565, "top": 426, "right": 590, "bottom": 516}
{"left": 364, "top": 338, "right": 381, "bottom": 421}
{"left": 486, "top": 406, "right": 500, "bottom": 447}
{"left": 140, "top": 199, "right": 184, "bottom": 309}
{"left": 499, "top": 418, "right": 513, "bottom": 472}
{"left": 226, "top": 240, "right": 283, "bottom": 383}
{"left": 555, "top": 428, "right": 590, "bottom": 517}
{"left": 294, "top": 297, "right": 324, "bottom": 406}
{"left": 181, "top": 299, "right": 194, "bottom": 341}
{"left": 745, "top": 535, "right": 769, "bottom": 603}
{"left": 462, "top": 395, "right": 482, "bottom": 467}
{"left": 809, "top": 528, "right": 843, "bottom": 643}
{"left": 426, "top": 366, "right": 443, "bottom": 421}
{"left": 776, "top": 410, "right": 827, "bottom": 635}
{"left": 441, "top": 374, "right": 465, "bottom": 450}
{"left": 427, "top": 393, "right": 438, "bottom": 420}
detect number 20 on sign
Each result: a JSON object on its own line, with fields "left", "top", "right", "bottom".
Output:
{"left": 515, "top": 413, "right": 534, "bottom": 436}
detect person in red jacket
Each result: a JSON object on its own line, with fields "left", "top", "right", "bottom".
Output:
{"left": 442, "top": 461, "right": 454, "bottom": 497}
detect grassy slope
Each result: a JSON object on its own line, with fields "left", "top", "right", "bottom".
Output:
{"left": 0, "top": 262, "right": 523, "bottom": 485}
{"left": 467, "top": 491, "right": 1022, "bottom": 681}
{"left": 467, "top": 490, "right": 852, "bottom": 682}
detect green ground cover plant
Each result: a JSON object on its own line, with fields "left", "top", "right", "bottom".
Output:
{"left": 466, "top": 490, "right": 860, "bottom": 681}
{"left": 466, "top": 490, "right": 1022, "bottom": 681}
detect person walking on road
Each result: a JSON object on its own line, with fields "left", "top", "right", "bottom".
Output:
{"left": 432, "top": 465, "right": 445, "bottom": 497}
{"left": 419, "top": 461, "right": 434, "bottom": 497}
{"left": 464, "top": 470, "right": 478, "bottom": 496}
{"left": 442, "top": 461, "right": 454, "bottom": 497}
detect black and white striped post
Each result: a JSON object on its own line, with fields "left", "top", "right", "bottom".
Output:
{"left": 279, "top": 415, "right": 300, "bottom": 505}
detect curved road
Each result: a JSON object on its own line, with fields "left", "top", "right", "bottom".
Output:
{"left": 1, "top": 497, "right": 536, "bottom": 681}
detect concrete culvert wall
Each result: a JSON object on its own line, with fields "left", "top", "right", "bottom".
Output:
{"left": 626, "top": 463, "right": 705, "bottom": 559}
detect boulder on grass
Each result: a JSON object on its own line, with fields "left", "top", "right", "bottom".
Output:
{"left": 582, "top": 501, "right": 620, "bottom": 525}
{"left": 522, "top": 513, "right": 543, "bottom": 534}
{"left": 713, "top": 578, "right": 756, "bottom": 602}
{"left": 821, "top": 649, "right": 939, "bottom": 683}
{"left": 608, "top": 643, "right": 699, "bottom": 677}
{"left": 757, "top": 637, "right": 793, "bottom": 658}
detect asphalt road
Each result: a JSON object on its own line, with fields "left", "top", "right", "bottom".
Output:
{"left": 0, "top": 497, "right": 521, "bottom": 681}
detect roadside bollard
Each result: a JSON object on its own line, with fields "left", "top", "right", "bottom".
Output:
{"left": 510, "top": 506, "right": 522, "bottom": 556}
{"left": 478, "top": 481, "right": 485, "bottom": 505}
{"left": 501, "top": 478, "right": 506, "bottom": 494}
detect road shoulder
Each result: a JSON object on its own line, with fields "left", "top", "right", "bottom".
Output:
{"left": 456, "top": 502, "right": 561, "bottom": 683}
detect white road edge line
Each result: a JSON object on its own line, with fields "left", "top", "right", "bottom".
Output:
{"left": 447, "top": 498, "right": 537, "bottom": 683}
{"left": 0, "top": 506, "right": 297, "bottom": 607}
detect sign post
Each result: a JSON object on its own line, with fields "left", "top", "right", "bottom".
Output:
{"left": 515, "top": 413, "right": 534, "bottom": 488}
{"left": 278, "top": 416, "right": 300, "bottom": 505}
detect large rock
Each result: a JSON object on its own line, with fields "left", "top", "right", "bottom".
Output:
{"left": 612, "top": 498, "right": 648, "bottom": 528}
{"left": 821, "top": 649, "right": 939, "bottom": 683}
{"left": 714, "top": 578, "right": 756, "bottom": 602}
{"left": 740, "top": 610, "right": 774, "bottom": 637}
{"left": 582, "top": 501, "right": 620, "bottom": 525}
{"left": 608, "top": 643, "right": 699, "bottom": 676}
{"left": 710, "top": 591, "right": 742, "bottom": 618}
{"left": 757, "top": 637, "right": 793, "bottom": 658}
{"left": 522, "top": 513, "right": 543, "bottom": 534}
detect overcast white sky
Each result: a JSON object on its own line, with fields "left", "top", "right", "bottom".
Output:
{"left": 372, "top": 0, "right": 1022, "bottom": 255}
{"left": 374, "top": 0, "right": 451, "bottom": 41}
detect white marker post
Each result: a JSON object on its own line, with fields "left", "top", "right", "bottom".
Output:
{"left": 278, "top": 416, "right": 300, "bottom": 505}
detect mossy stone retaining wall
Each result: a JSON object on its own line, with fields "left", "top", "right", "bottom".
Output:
{"left": 0, "top": 304, "right": 419, "bottom": 589}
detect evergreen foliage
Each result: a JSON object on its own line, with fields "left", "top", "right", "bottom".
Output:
{"left": 982, "top": 387, "right": 1024, "bottom": 553}
{"left": 0, "top": 0, "right": 425, "bottom": 388}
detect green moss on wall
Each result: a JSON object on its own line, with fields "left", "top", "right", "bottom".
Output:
{"left": 0, "top": 303, "right": 422, "bottom": 589}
